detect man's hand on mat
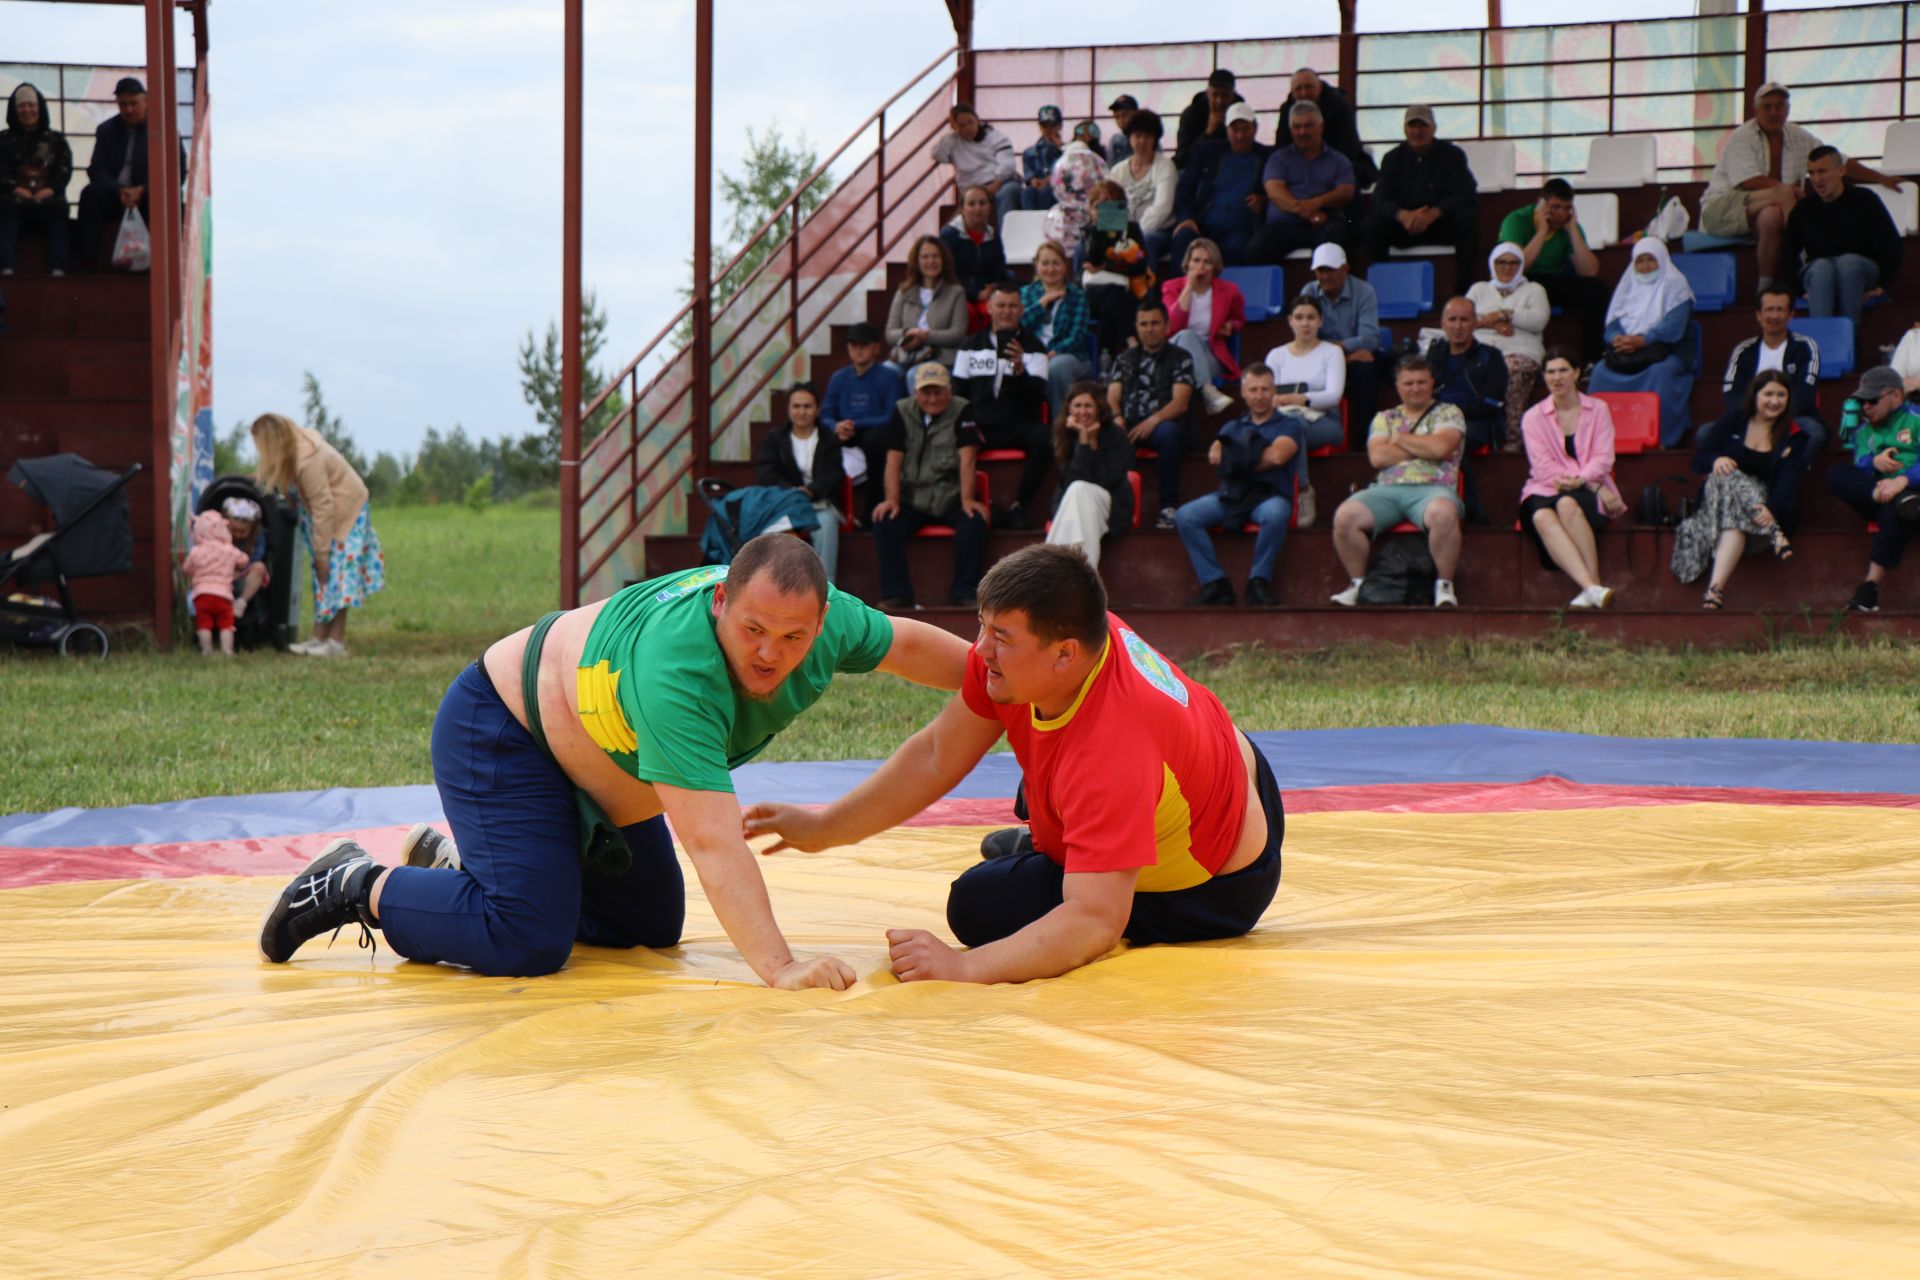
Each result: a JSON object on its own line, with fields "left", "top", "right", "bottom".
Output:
{"left": 887, "top": 928, "right": 971, "bottom": 982}
{"left": 773, "top": 955, "right": 858, "bottom": 991}
{"left": 742, "top": 802, "right": 838, "bottom": 853}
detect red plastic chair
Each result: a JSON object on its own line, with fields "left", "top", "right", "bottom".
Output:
{"left": 916, "top": 471, "right": 991, "bottom": 538}
{"left": 1308, "top": 402, "right": 1347, "bottom": 459}
{"left": 1387, "top": 469, "right": 1466, "bottom": 535}
{"left": 1592, "top": 391, "right": 1661, "bottom": 455}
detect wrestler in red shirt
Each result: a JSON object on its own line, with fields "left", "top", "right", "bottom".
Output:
{"left": 746, "top": 544, "right": 1285, "bottom": 983}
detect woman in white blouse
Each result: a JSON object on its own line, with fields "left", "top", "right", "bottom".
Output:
{"left": 1464, "top": 241, "right": 1550, "bottom": 446}
{"left": 1108, "top": 107, "right": 1177, "bottom": 270}
{"left": 1261, "top": 294, "right": 1347, "bottom": 525}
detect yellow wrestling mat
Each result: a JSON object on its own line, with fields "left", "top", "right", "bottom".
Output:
{"left": 3, "top": 804, "right": 1918, "bottom": 1278}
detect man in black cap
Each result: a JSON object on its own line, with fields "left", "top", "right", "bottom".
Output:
{"left": 1106, "top": 95, "right": 1138, "bottom": 167}
{"left": 1175, "top": 69, "right": 1244, "bottom": 170}
{"left": 75, "top": 76, "right": 184, "bottom": 270}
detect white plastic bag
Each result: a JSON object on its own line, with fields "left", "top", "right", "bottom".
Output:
{"left": 111, "top": 206, "right": 151, "bottom": 273}
{"left": 1646, "top": 196, "right": 1690, "bottom": 242}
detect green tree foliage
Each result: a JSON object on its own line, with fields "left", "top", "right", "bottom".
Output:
{"left": 212, "top": 419, "right": 254, "bottom": 476}
{"left": 518, "top": 289, "right": 626, "bottom": 461}
{"left": 302, "top": 371, "right": 369, "bottom": 476}
{"left": 677, "top": 125, "right": 833, "bottom": 345}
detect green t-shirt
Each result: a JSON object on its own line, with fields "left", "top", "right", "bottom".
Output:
{"left": 1496, "top": 204, "right": 1587, "bottom": 277}
{"left": 575, "top": 565, "right": 895, "bottom": 792}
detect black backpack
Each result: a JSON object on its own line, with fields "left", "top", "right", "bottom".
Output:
{"left": 1357, "top": 537, "right": 1438, "bottom": 605}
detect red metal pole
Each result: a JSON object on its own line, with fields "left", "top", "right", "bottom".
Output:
{"left": 875, "top": 108, "right": 887, "bottom": 259}
{"left": 144, "top": 0, "right": 179, "bottom": 650}
{"left": 1746, "top": 0, "right": 1768, "bottom": 113}
{"left": 560, "top": 0, "right": 583, "bottom": 607}
{"left": 1337, "top": 0, "right": 1358, "bottom": 99}
{"left": 691, "top": 0, "right": 714, "bottom": 471}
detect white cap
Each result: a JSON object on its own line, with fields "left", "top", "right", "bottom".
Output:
{"left": 1754, "top": 80, "right": 1789, "bottom": 107}
{"left": 1310, "top": 242, "right": 1348, "bottom": 270}
{"left": 1225, "top": 102, "right": 1257, "bottom": 128}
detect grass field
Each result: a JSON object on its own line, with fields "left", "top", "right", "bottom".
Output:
{"left": 6, "top": 498, "right": 1920, "bottom": 815}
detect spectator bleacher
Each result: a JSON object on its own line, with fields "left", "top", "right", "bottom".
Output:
{"left": 598, "top": 6, "right": 1920, "bottom": 647}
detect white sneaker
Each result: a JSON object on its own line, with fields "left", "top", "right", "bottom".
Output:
{"left": 1156, "top": 506, "right": 1177, "bottom": 529}
{"left": 313, "top": 638, "right": 349, "bottom": 658}
{"left": 1295, "top": 485, "right": 1317, "bottom": 528}
{"left": 1434, "top": 579, "right": 1459, "bottom": 608}
{"left": 287, "top": 638, "right": 324, "bottom": 655}
{"left": 1202, "top": 384, "right": 1233, "bottom": 415}
{"left": 1570, "top": 585, "right": 1613, "bottom": 609}
{"left": 1331, "top": 578, "right": 1363, "bottom": 607}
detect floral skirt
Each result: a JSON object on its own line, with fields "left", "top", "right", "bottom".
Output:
{"left": 298, "top": 501, "right": 386, "bottom": 622}
{"left": 1670, "top": 471, "right": 1768, "bottom": 584}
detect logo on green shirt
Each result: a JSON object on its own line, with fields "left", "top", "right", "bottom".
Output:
{"left": 655, "top": 564, "right": 727, "bottom": 603}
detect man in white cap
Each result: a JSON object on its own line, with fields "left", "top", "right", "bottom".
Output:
{"left": 1363, "top": 104, "right": 1479, "bottom": 284}
{"left": 1301, "top": 241, "right": 1382, "bottom": 426}
{"left": 1170, "top": 101, "right": 1271, "bottom": 266}
{"left": 1700, "top": 81, "right": 1899, "bottom": 298}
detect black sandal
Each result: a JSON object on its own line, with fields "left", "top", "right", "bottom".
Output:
{"left": 1770, "top": 528, "right": 1794, "bottom": 560}
{"left": 1702, "top": 585, "right": 1725, "bottom": 610}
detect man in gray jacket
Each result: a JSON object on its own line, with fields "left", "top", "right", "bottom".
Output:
{"left": 933, "top": 102, "right": 1020, "bottom": 227}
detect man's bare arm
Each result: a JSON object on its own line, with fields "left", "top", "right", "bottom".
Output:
{"left": 1395, "top": 427, "right": 1464, "bottom": 460}
{"left": 955, "top": 868, "right": 1138, "bottom": 983}
{"left": 875, "top": 615, "right": 971, "bottom": 690}
{"left": 657, "top": 783, "right": 855, "bottom": 990}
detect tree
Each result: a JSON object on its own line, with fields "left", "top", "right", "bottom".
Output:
{"left": 301, "top": 371, "right": 369, "bottom": 476}
{"left": 518, "top": 288, "right": 627, "bottom": 467}
{"left": 677, "top": 125, "right": 833, "bottom": 345}
{"left": 212, "top": 419, "right": 254, "bottom": 476}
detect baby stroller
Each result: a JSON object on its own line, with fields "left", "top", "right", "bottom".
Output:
{"left": 195, "top": 474, "right": 298, "bottom": 651}
{"left": 1, "top": 454, "right": 143, "bottom": 658}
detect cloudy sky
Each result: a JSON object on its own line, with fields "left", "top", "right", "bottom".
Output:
{"left": 4, "top": 0, "right": 1835, "bottom": 456}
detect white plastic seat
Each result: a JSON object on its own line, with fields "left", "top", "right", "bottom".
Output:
{"left": 1459, "top": 139, "right": 1517, "bottom": 194}
{"left": 1870, "top": 181, "right": 1919, "bottom": 236}
{"left": 1881, "top": 121, "right": 1920, "bottom": 177}
{"left": 1577, "top": 191, "right": 1620, "bottom": 250}
{"left": 1573, "top": 135, "right": 1657, "bottom": 189}
{"left": 998, "top": 211, "right": 1049, "bottom": 266}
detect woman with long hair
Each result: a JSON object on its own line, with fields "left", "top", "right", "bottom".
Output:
{"left": 1020, "top": 238, "right": 1093, "bottom": 421}
{"left": 885, "top": 234, "right": 969, "bottom": 369}
{"left": 1671, "top": 368, "right": 1811, "bottom": 607}
{"left": 251, "top": 411, "right": 384, "bottom": 656}
{"left": 1043, "top": 380, "right": 1136, "bottom": 568}
{"left": 1260, "top": 293, "right": 1345, "bottom": 525}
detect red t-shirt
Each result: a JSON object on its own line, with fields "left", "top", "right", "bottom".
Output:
{"left": 961, "top": 613, "right": 1249, "bottom": 891}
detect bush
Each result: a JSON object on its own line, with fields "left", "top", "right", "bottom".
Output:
{"left": 464, "top": 472, "right": 494, "bottom": 512}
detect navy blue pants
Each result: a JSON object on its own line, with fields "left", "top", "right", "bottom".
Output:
{"left": 378, "top": 662, "right": 685, "bottom": 977}
{"left": 946, "top": 747, "right": 1285, "bottom": 948}
{"left": 1827, "top": 463, "right": 1920, "bottom": 569}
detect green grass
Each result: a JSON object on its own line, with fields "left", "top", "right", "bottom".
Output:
{"left": 6, "top": 498, "right": 1920, "bottom": 815}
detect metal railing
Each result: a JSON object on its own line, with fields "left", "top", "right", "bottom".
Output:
{"left": 574, "top": 49, "right": 959, "bottom": 600}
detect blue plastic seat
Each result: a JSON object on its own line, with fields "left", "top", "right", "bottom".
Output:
{"left": 1788, "top": 316, "right": 1856, "bottom": 378}
{"left": 1368, "top": 261, "right": 1434, "bottom": 320}
{"left": 1221, "top": 266, "right": 1287, "bottom": 322}
{"left": 1672, "top": 252, "right": 1736, "bottom": 313}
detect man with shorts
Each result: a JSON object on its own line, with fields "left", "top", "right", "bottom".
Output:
{"left": 1699, "top": 82, "right": 1900, "bottom": 298}
{"left": 257, "top": 534, "right": 970, "bottom": 990}
{"left": 744, "top": 544, "right": 1286, "bottom": 984}
{"left": 1330, "top": 355, "right": 1467, "bottom": 608}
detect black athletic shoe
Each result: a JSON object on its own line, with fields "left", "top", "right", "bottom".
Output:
{"left": 980, "top": 826, "right": 1034, "bottom": 861}
{"left": 1187, "top": 578, "right": 1236, "bottom": 607}
{"left": 1244, "top": 577, "right": 1277, "bottom": 607}
{"left": 258, "top": 838, "right": 379, "bottom": 963}
{"left": 1847, "top": 580, "right": 1881, "bottom": 613}
{"left": 400, "top": 823, "right": 461, "bottom": 871}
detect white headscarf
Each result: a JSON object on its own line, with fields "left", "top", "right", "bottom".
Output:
{"left": 1487, "top": 242, "right": 1528, "bottom": 295}
{"left": 1605, "top": 238, "right": 1694, "bottom": 337}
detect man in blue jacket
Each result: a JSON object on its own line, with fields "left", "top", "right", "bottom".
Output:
{"left": 825, "top": 322, "right": 906, "bottom": 509}
{"left": 75, "top": 77, "right": 184, "bottom": 271}
{"left": 1170, "top": 103, "right": 1271, "bottom": 268}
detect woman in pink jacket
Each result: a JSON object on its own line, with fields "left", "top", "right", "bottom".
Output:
{"left": 1519, "top": 347, "right": 1630, "bottom": 609}
{"left": 1161, "top": 237, "right": 1244, "bottom": 417}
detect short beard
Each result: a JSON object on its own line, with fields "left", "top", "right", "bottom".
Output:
{"left": 725, "top": 658, "right": 777, "bottom": 703}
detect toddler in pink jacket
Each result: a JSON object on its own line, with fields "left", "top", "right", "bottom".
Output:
{"left": 182, "top": 508, "right": 252, "bottom": 655}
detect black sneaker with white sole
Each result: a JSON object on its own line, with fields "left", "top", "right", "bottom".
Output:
{"left": 258, "top": 838, "right": 380, "bottom": 963}
{"left": 1847, "top": 580, "right": 1881, "bottom": 613}
{"left": 399, "top": 823, "right": 461, "bottom": 871}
